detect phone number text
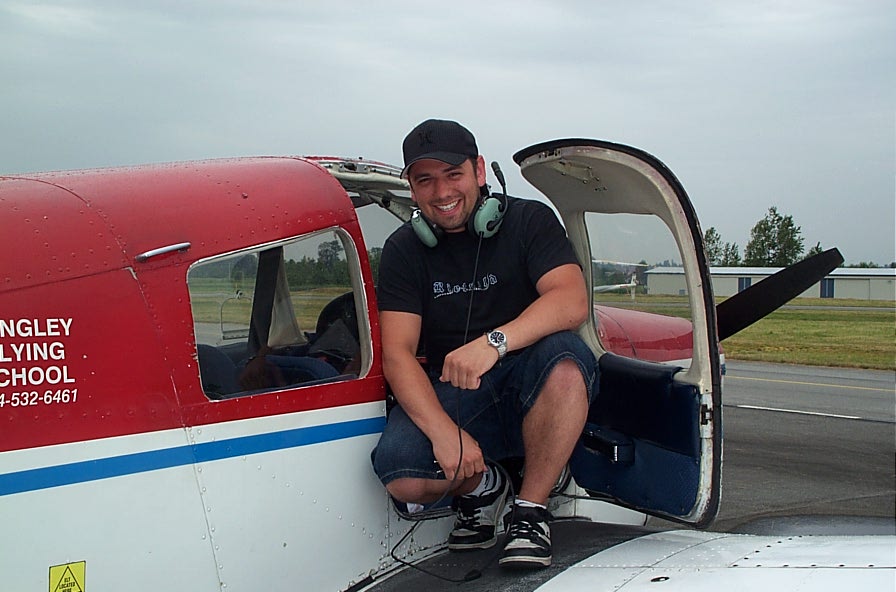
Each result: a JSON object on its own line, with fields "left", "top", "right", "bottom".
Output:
{"left": 0, "top": 389, "right": 79, "bottom": 408}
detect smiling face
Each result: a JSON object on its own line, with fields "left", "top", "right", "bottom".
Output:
{"left": 407, "top": 155, "right": 487, "bottom": 233}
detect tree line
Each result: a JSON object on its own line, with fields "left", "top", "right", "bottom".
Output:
{"left": 192, "top": 215, "right": 890, "bottom": 293}
{"left": 703, "top": 206, "right": 893, "bottom": 268}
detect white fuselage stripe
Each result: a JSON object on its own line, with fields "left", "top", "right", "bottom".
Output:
{"left": 0, "top": 415, "right": 384, "bottom": 497}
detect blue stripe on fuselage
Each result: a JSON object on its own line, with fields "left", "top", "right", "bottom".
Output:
{"left": 0, "top": 416, "right": 385, "bottom": 496}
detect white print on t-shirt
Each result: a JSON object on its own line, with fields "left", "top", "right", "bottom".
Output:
{"left": 432, "top": 274, "right": 498, "bottom": 299}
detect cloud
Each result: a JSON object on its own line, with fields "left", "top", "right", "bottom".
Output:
{"left": 3, "top": 2, "right": 106, "bottom": 36}
{"left": 0, "top": 0, "right": 893, "bottom": 263}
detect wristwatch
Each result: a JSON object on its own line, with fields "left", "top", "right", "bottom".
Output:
{"left": 486, "top": 330, "right": 508, "bottom": 359}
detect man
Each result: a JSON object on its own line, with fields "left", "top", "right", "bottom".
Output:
{"left": 371, "top": 119, "right": 596, "bottom": 568}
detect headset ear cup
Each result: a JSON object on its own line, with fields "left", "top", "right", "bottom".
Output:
{"left": 471, "top": 196, "right": 506, "bottom": 238}
{"left": 411, "top": 209, "right": 440, "bottom": 247}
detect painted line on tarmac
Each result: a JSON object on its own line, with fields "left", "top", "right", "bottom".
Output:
{"left": 733, "top": 404, "right": 861, "bottom": 420}
{"left": 726, "top": 374, "right": 894, "bottom": 393}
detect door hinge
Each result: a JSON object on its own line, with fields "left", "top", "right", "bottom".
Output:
{"left": 700, "top": 404, "right": 713, "bottom": 426}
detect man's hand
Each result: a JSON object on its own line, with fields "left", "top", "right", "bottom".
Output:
{"left": 439, "top": 337, "right": 499, "bottom": 389}
{"left": 432, "top": 427, "right": 486, "bottom": 482}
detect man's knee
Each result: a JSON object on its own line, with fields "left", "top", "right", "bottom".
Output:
{"left": 544, "top": 358, "right": 587, "bottom": 394}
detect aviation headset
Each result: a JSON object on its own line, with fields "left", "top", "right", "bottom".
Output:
{"left": 410, "top": 176, "right": 508, "bottom": 248}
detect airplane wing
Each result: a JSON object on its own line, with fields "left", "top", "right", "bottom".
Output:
{"left": 593, "top": 278, "right": 637, "bottom": 294}
{"left": 366, "top": 520, "right": 894, "bottom": 591}
{"left": 537, "top": 528, "right": 894, "bottom": 591}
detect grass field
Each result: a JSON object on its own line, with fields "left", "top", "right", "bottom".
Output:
{"left": 720, "top": 302, "right": 894, "bottom": 370}
{"left": 596, "top": 294, "right": 895, "bottom": 370}
{"left": 188, "top": 282, "right": 352, "bottom": 334}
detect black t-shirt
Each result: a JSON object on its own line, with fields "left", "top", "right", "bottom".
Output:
{"left": 377, "top": 196, "right": 581, "bottom": 368}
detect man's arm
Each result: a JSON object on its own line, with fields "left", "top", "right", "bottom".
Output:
{"left": 439, "top": 263, "right": 588, "bottom": 389}
{"left": 380, "top": 310, "right": 486, "bottom": 481}
{"left": 503, "top": 262, "right": 590, "bottom": 347}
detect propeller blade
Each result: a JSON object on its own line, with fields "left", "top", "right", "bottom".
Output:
{"left": 716, "top": 248, "right": 844, "bottom": 341}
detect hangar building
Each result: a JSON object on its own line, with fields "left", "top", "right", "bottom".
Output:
{"left": 646, "top": 267, "right": 896, "bottom": 301}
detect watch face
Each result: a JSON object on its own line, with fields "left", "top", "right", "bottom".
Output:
{"left": 489, "top": 331, "right": 505, "bottom": 345}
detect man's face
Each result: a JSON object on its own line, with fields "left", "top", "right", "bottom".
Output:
{"left": 407, "top": 155, "right": 487, "bottom": 233}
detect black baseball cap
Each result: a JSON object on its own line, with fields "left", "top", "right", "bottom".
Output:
{"left": 401, "top": 119, "right": 478, "bottom": 177}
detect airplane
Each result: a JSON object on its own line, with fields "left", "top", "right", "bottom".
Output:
{"left": 592, "top": 274, "right": 637, "bottom": 296}
{"left": 0, "top": 138, "right": 890, "bottom": 592}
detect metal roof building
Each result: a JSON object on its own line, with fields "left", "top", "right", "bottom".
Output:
{"left": 646, "top": 267, "right": 896, "bottom": 300}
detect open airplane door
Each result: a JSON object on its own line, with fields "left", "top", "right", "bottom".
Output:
{"left": 514, "top": 140, "right": 722, "bottom": 527}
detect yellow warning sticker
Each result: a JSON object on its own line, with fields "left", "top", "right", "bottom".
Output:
{"left": 49, "top": 561, "right": 85, "bottom": 592}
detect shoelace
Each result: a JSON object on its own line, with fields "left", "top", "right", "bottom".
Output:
{"left": 455, "top": 505, "right": 483, "bottom": 528}
{"left": 508, "top": 518, "right": 547, "bottom": 543}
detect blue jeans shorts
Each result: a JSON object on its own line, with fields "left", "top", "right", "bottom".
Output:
{"left": 371, "top": 330, "right": 597, "bottom": 486}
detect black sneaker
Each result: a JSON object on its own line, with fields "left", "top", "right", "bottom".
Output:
{"left": 499, "top": 505, "right": 553, "bottom": 568}
{"left": 447, "top": 468, "right": 509, "bottom": 551}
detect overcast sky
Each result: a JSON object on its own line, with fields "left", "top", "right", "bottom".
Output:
{"left": 2, "top": 0, "right": 893, "bottom": 265}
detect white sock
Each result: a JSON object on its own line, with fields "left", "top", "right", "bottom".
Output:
{"left": 467, "top": 466, "right": 500, "bottom": 497}
{"left": 514, "top": 499, "right": 546, "bottom": 510}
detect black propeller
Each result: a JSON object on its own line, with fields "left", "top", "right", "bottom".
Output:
{"left": 715, "top": 248, "right": 844, "bottom": 341}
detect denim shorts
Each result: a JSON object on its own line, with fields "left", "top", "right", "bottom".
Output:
{"left": 371, "top": 330, "right": 597, "bottom": 485}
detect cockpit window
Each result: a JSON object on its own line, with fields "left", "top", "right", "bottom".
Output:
{"left": 586, "top": 212, "right": 696, "bottom": 365}
{"left": 188, "top": 229, "right": 364, "bottom": 399}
